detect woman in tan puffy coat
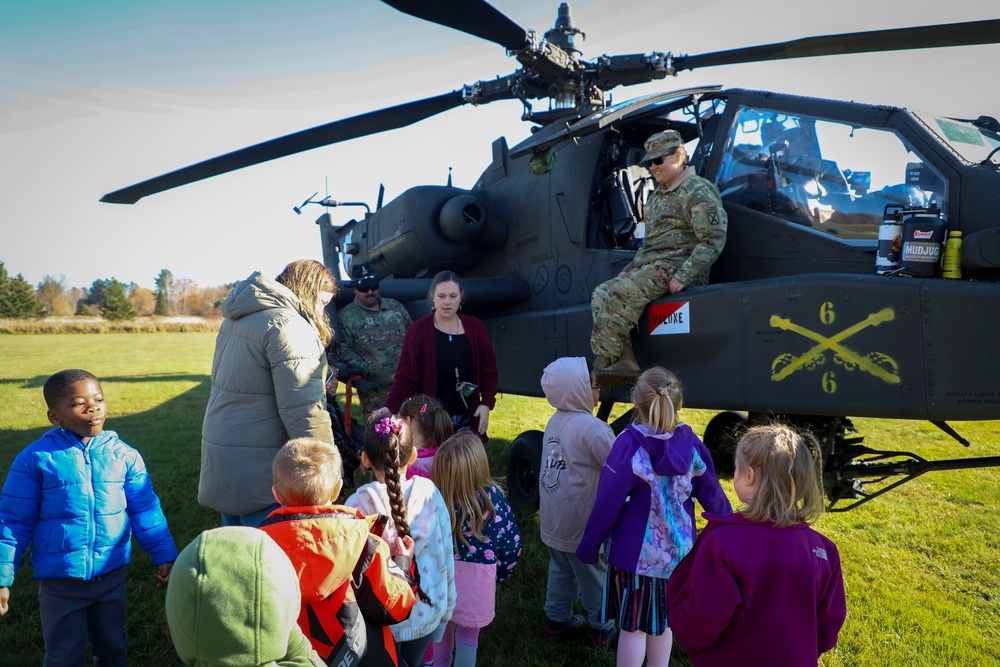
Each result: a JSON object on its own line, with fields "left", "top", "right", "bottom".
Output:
{"left": 199, "top": 259, "right": 337, "bottom": 527}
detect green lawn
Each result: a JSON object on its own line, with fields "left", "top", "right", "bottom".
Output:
{"left": 1, "top": 333, "right": 998, "bottom": 666}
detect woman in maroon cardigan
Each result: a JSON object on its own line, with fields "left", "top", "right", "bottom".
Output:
{"left": 385, "top": 271, "right": 497, "bottom": 436}
{"left": 384, "top": 271, "right": 498, "bottom": 438}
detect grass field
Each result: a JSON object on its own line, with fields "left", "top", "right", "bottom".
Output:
{"left": 1, "top": 333, "right": 998, "bottom": 666}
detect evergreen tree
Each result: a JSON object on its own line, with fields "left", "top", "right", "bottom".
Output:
{"left": 6, "top": 274, "right": 45, "bottom": 319}
{"left": 101, "top": 278, "right": 137, "bottom": 321}
{"left": 0, "top": 262, "right": 11, "bottom": 316}
{"left": 76, "top": 278, "right": 109, "bottom": 315}
{"left": 154, "top": 268, "right": 175, "bottom": 316}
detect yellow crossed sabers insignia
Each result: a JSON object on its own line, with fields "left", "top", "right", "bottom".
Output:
{"left": 770, "top": 307, "right": 899, "bottom": 384}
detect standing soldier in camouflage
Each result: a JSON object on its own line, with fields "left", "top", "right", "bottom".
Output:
{"left": 591, "top": 129, "right": 728, "bottom": 383}
{"left": 335, "top": 263, "right": 412, "bottom": 418}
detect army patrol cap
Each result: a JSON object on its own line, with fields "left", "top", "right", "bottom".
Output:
{"left": 351, "top": 262, "right": 381, "bottom": 291}
{"left": 641, "top": 129, "right": 683, "bottom": 163}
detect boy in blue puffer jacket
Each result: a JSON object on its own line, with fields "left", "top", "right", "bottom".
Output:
{"left": 0, "top": 368, "right": 177, "bottom": 665}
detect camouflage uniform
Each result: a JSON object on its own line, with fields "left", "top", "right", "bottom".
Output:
{"left": 336, "top": 296, "right": 412, "bottom": 416}
{"left": 591, "top": 148, "right": 728, "bottom": 361}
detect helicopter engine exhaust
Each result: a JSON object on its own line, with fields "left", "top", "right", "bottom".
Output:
{"left": 439, "top": 194, "right": 485, "bottom": 243}
{"left": 351, "top": 185, "right": 505, "bottom": 277}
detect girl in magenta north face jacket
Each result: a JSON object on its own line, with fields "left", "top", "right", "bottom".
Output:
{"left": 665, "top": 423, "right": 847, "bottom": 667}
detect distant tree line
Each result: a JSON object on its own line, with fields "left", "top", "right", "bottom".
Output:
{"left": 0, "top": 262, "right": 236, "bottom": 321}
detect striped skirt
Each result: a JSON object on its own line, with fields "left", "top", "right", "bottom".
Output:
{"left": 602, "top": 564, "right": 670, "bottom": 635}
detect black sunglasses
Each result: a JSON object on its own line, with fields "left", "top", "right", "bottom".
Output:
{"left": 356, "top": 281, "right": 379, "bottom": 293}
{"left": 647, "top": 149, "right": 677, "bottom": 166}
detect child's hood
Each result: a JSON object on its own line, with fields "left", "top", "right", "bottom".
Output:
{"left": 165, "top": 526, "right": 321, "bottom": 667}
{"left": 222, "top": 271, "right": 303, "bottom": 321}
{"left": 628, "top": 422, "right": 703, "bottom": 477}
{"left": 541, "top": 357, "right": 593, "bottom": 414}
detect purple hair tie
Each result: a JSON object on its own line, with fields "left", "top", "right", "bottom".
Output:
{"left": 375, "top": 415, "right": 403, "bottom": 436}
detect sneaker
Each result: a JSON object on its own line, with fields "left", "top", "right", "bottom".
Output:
{"left": 588, "top": 626, "right": 617, "bottom": 652}
{"left": 541, "top": 614, "right": 585, "bottom": 642}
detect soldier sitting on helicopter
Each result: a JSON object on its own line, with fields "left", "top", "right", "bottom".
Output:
{"left": 591, "top": 129, "right": 728, "bottom": 384}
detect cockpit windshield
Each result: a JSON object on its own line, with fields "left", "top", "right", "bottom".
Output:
{"left": 912, "top": 111, "right": 1000, "bottom": 165}
{"left": 717, "top": 107, "right": 948, "bottom": 242}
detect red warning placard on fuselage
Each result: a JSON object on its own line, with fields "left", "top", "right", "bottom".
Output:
{"left": 648, "top": 302, "right": 690, "bottom": 335}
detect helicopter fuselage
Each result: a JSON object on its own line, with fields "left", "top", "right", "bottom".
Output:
{"left": 325, "top": 87, "right": 1000, "bottom": 425}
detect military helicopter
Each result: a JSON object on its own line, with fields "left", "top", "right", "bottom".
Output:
{"left": 101, "top": 0, "right": 1000, "bottom": 510}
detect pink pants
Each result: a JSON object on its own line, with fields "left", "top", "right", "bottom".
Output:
{"left": 431, "top": 622, "right": 481, "bottom": 667}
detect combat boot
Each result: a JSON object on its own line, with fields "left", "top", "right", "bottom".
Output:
{"left": 596, "top": 342, "right": 641, "bottom": 387}
{"left": 593, "top": 354, "right": 611, "bottom": 372}
{"left": 602, "top": 342, "right": 640, "bottom": 376}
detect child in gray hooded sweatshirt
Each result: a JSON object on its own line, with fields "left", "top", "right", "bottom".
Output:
{"left": 538, "top": 357, "right": 616, "bottom": 650}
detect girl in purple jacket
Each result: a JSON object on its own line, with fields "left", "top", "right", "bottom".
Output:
{"left": 665, "top": 424, "right": 847, "bottom": 667}
{"left": 577, "top": 367, "right": 731, "bottom": 667}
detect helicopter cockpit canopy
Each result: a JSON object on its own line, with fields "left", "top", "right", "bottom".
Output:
{"left": 717, "top": 106, "right": 948, "bottom": 241}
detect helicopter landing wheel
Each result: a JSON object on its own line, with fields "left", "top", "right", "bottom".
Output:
{"left": 506, "top": 429, "right": 544, "bottom": 510}
{"left": 703, "top": 411, "right": 748, "bottom": 476}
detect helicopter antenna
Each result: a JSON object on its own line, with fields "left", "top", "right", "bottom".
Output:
{"left": 377, "top": 184, "right": 385, "bottom": 211}
{"left": 293, "top": 192, "right": 319, "bottom": 215}
{"left": 448, "top": 167, "right": 453, "bottom": 187}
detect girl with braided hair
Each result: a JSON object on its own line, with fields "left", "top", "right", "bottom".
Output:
{"left": 577, "top": 367, "right": 731, "bottom": 667}
{"left": 345, "top": 414, "right": 456, "bottom": 667}
{"left": 399, "top": 394, "right": 454, "bottom": 480}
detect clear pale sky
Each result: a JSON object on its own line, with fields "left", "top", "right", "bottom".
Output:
{"left": 2, "top": 0, "right": 996, "bottom": 289}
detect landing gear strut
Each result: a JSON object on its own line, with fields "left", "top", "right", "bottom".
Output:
{"left": 730, "top": 413, "right": 1000, "bottom": 511}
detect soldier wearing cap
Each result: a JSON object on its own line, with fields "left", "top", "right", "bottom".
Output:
{"left": 591, "top": 129, "right": 728, "bottom": 382}
{"left": 335, "top": 263, "right": 412, "bottom": 417}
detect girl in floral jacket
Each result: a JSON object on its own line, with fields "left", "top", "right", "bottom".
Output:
{"left": 577, "top": 367, "right": 731, "bottom": 667}
{"left": 431, "top": 432, "right": 521, "bottom": 667}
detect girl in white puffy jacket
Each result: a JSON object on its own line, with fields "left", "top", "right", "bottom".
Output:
{"left": 345, "top": 413, "right": 457, "bottom": 667}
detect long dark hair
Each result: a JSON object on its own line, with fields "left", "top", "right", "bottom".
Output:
{"left": 399, "top": 394, "right": 454, "bottom": 447}
{"left": 363, "top": 413, "right": 432, "bottom": 604}
{"left": 363, "top": 414, "right": 413, "bottom": 538}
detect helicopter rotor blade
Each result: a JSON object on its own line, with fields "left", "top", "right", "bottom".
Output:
{"left": 675, "top": 18, "right": 1000, "bottom": 72}
{"left": 101, "top": 91, "right": 466, "bottom": 205}
{"left": 380, "top": 0, "right": 531, "bottom": 52}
